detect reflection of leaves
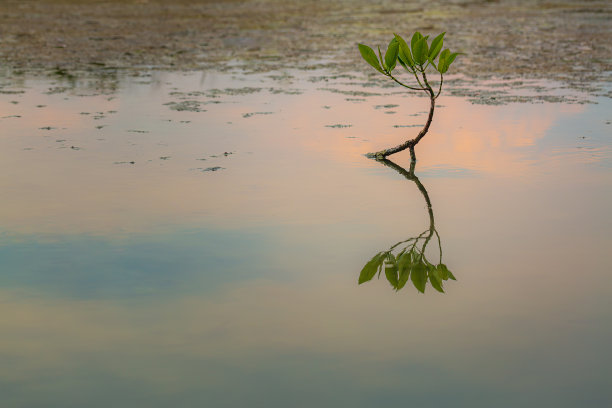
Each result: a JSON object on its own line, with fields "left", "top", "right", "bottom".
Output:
{"left": 384, "top": 253, "right": 399, "bottom": 288}
{"left": 437, "top": 263, "right": 456, "bottom": 281}
{"left": 428, "top": 263, "right": 444, "bottom": 293}
{"left": 411, "top": 261, "right": 427, "bottom": 293}
{"left": 359, "top": 252, "right": 385, "bottom": 284}
{"left": 396, "top": 252, "right": 411, "bottom": 288}
{"left": 359, "top": 242, "right": 457, "bottom": 293}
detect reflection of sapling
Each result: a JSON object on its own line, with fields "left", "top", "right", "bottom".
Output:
{"left": 358, "top": 239, "right": 455, "bottom": 293}
{"left": 358, "top": 32, "right": 461, "bottom": 161}
{"left": 357, "top": 158, "right": 456, "bottom": 294}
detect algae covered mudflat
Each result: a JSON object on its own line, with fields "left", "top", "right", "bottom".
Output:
{"left": 1, "top": 0, "right": 611, "bottom": 100}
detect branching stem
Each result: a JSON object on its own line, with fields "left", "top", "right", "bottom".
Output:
{"left": 386, "top": 72, "right": 426, "bottom": 91}
{"left": 366, "top": 65, "right": 444, "bottom": 161}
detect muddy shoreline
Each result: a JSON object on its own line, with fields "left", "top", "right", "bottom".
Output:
{"left": 0, "top": 0, "right": 611, "bottom": 101}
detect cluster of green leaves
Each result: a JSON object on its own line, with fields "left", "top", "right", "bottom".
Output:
{"left": 358, "top": 31, "right": 460, "bottom": 77}
{"left": 359, "top": 246, "right": 455, "bottom": 293}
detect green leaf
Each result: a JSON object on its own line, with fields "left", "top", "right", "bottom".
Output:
{"left": 397, "top": 252, "right": 412, "bottom": 273}
{"left": 428, "top": 264, "right": 444, "bottom": 293}
{"left": 437, "top": 49, "right": 450, "bottom": 74}
{"left": 439, "top": 263, "right": 456, "bottom": 280}
{"left": 384, "top": 253, "right": 398, "bottom": 289}
{"left": 384, "top": 38, "right": 399, "bottom": 72}
{"left": 378, "top": 46, "right": 385, "bottom": 70}
{"left": 429, "top": 32, "right": 445, "bottom": 60}
{"left": 377, "top": 252, "right": 389, "bottom": 278}
{"left": 437, "top": 264, "right": 449, "bottom": 280}
{"left": 397, "top": 55, "right": 409, "bottom": 72}
{"left": 410, "top": 31, "right": 423, "bottom": 54}
{"left": 385, "top": 264, "right": 399, "bottom": 289}
{"left": 394, "top": 33, "right": 415, "bottom": 69}
{"left": 396, "top": 252, "right": 412, "bottom": 290}
{"left": 359, "top": 252, "right": 384, "bottom": 284}
{"left": 447, "top": 52, "right": 460, "bottom": 67}
{"left": 397, "top": 267, "right": 410, "bottom": 290}
{"left": 429, "top": 273, "right": 444, "bottom": 293}
{"left": 358, "top": 44, "right": 385, "bottom": 74}
{"left": 412, "top": 37, "right": 429, "bottom": 66}
{"left": 411, "top": 261, "right": 427, "bottom": 293}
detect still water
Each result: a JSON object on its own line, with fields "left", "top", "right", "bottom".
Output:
{"left": 1, "top": 69, "right": 611, "bottom": 407}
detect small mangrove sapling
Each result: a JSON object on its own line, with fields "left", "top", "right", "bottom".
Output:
{"left": 358, "top": 32, "right": 461, "bottom": 161}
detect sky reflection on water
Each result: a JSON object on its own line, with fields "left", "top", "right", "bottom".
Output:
{"left": 1, "top": 70, "right": 611, "bottom": 407}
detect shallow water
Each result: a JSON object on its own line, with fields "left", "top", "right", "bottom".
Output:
{"left": 1, "top": 69, "right": 611, "bottom": 407}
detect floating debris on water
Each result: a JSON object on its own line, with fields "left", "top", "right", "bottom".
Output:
{"left": 197, "top": 166, "right": 224, "bottom": 172}
{"left": 0, "top": 90, "right": 25, "bottom": 94}
{"left": 45, "top": 86, "right": 70, "bottom": 95}
{"left": 209, "top": 151, "right": 234, "bottom": 158}
{"left": 164, "top": 100, "right": 206, "bottom": 112}
{"left": 243, "top": 112, "right": 273, "bottom": 118}
{"left": 210, "top": 87, "right": 262, "bottom": 97}
{"left": 268, "top": 87, "right": 303, "bottom": 95}
{"left": 393, "top": 124, "right": 424, "bottom": 128}
{"left": 326, "top": 124, "right": 352, "bottom": 128}
{"left": 318, "top": 87, "right": 381, "bottom": 97}
{"left": 39, "top": 126, "right": 55, "bottom": 130}
{"left": 127, "top": 129, "right": 149, "bottom": 133}
{"left": 160, "top": 156, "right": 171, "bottom": 160}
{"left": 375, "top": 104, "right": 399, "bottom": 109}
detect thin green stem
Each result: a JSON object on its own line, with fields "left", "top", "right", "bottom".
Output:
{"left": 434, "top": 229, "right": 442, "bottom": 264}
{"left": 435, "top": 72, "right": 444, "bottom": 99}
{"left": 412, "top": 71, "right": 426, "bottom": 90}
{"left": 421, "top": 70, "right": 432, "bottom": 91}
{"left": 388, "top": 237, "right": 418, "bottom": 251}
{"left": 386, "top": 71, "right": 426, "bottom": 91}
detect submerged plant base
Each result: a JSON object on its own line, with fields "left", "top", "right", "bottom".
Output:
{"left": 366, "top": 143, "right": 417, "bottom": 162}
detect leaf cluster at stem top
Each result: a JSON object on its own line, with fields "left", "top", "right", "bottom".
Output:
{"left": 358, "top": 31, "right": 462, "bottom": 96}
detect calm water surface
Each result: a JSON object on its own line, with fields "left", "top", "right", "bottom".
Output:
{"left": 1, "top": 70, "right": 611, "bottom": 407}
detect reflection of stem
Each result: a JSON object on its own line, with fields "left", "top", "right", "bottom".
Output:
{"left": 435, "top": 230, "right": 442, "bottom": 264}
{"left": 377, "top": 158, "right": 438, "bottom": 258}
